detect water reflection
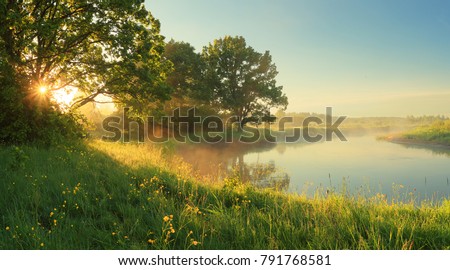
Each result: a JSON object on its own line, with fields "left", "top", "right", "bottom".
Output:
{"left": 238, "top": 161, "right": 290, "bottom": 191}
{"left": 175, "top": 135, "right": 450, "bottom": 202}
{"left": 176, "top": 142, "right": 290, "bottom": 190}
{"left": 393, "top": 142, "right": 450, "bottom": 157}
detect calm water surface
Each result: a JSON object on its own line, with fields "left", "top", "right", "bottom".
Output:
{"left": 177, "top": 135, "right": 450, "bottom": 202}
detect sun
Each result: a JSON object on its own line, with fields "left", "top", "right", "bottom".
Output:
{"left": 38, "top": 85, "right": 48, "bottom": 94}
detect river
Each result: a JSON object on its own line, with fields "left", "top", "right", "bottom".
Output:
{"left": 176, "top": 134, "right": 450, "bottom": 203}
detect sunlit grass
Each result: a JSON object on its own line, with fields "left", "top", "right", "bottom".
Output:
{"left": 1, "top": 141, "right": 449, "bottom": 249}
{"left": 400, "top": 120, "right": 450, "bottom": 146}
{"left": 381, "top": 120, "right": 450, "bottom": 146}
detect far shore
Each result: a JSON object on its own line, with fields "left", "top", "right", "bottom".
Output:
{"left": 381, "top": 135, "right": 450, "bottom": 149}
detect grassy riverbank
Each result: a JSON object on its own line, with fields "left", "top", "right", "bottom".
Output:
{"left": 382, "top": 120, "right": 450, "bottom": 147}
{"left": 1, "top": 140, "right": 450, "bottom": 250}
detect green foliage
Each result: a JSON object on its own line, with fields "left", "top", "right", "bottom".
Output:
{"left": 161, "top": 39, "right": 216, "bottom": 121}
{"left": 222, "top": 166, "right": 243, "bottom": 192}
{"left": 8, "top": 146, "right": 29, "bottom": 170}
{"left": 401, "top": 120, "right": 450, "bottom": 145}
{"left": 201, "top": 36, "right": 288, "bottom": 127}
{"left": 1, "top": 0, "right": 171, "bottom": 109}
{"left": 33, "top": 110, "right": 87, "bottom": 144}
{"left": 0, "top": 58, "right": 86, "bottom": 144}
{"left": 164, "top": 40, "right": 203, "bottom": 101}
{"left": 0, "top": 0, "right": 171, "bottom": 143}
{"left": 0, "top": 58, "right": 29, "bottom": 143}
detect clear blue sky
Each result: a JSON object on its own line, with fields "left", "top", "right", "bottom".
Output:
{"left": 146, "top": 0, "right": 450, "bottom": 117}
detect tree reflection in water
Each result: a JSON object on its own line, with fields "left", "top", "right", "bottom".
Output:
{"left": 176, "top": 142, "right": 290, "bottom": 191}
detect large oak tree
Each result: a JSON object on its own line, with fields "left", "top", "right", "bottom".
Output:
{"left": 201, "top": 36, "right": 288, "bottom": 127}
{"left": 0, "top": 0, "right": 171, "bottom": 142}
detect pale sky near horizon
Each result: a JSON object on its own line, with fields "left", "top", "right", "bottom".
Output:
{"left": 146, "top": 0, "right": 450, "bottom": 117}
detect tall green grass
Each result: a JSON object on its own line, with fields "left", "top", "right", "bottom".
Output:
{"left": 1, "top": 141, "right": 449, "bottom": 250}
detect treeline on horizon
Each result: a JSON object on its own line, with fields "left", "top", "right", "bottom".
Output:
{"left": 270, "top": 111, "right": 449, "bottom": 130}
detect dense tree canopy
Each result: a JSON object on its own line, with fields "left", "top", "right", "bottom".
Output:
{"left": 201, "top": 36, "right": 288, "bottom": 127}
{"left": 0, "top": 0, "right": 171, "bottom": 143}
{"left": 162, "top": 40, "right": 220, "bottom": 121}
{"left": 0, "top": 1, "right": 288, "bottom": 143}
{"left": 162, "top": 40, "right": 203, "bottom": 112}
{"left": 164, "top": 40, "right": 202, "bottom": 100}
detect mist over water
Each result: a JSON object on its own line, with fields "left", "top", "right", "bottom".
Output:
{"left": 176, "top": 134, "right": 450, "bottom": 203}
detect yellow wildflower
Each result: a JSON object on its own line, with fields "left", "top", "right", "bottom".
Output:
{"left": 40, "top": 243, "right": 44, "bottom": 247}
{"left": 163, "top": 216, "right": 170, "bottom": 222}
{"left": 5, "top": 226, "right": 10, "bottom": 231}
{"left": 147, "top": 239, "right": 156, "bottom": 244}
{"left": 50, "top": 212, "right": 54, "bottom": 217}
